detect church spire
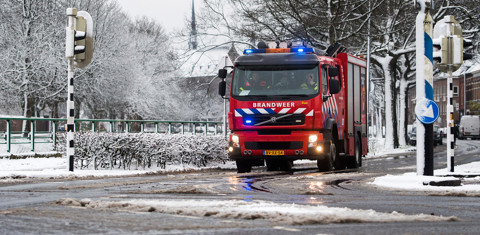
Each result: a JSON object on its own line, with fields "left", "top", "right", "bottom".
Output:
{"left": 189, "top": 0, "right": 198, "bottom": 50}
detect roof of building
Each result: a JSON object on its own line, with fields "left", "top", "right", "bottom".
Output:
{"left": 179, "top": 44, "right": 238, "bottom": 78}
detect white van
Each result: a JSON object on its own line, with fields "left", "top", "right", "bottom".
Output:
{"left": 459, "top": 115, "right": 480, "bottom": 139}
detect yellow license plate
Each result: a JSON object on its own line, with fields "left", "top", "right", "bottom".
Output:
{"left": 263, "top": 150, "right": 284, "bottom": 155}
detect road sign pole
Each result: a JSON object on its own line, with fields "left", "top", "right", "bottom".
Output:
{"left": 415, "top": 0, "right": 434, "bottom": 176}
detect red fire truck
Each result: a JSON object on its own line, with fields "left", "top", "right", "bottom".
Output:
{"left": 218, "top": 42, "right": 368, "bottom": 173}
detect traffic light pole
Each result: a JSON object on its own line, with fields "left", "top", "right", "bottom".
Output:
{"left": 66, "top": 9, "right": 77, "bottom": 172}
{"left": 433, "top": 15, "right": 465, "bottom": 173}
{"left": 64, "top": 8, "right": 93, "bottom": 172}
{"left": 447, "top": 70, "right": 454, "bottom": 172}
{"left": 66, "top": 55, "right": 75, "bottom": 172}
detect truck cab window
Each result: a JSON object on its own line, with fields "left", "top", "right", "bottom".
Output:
{"left": 322, "top": 65, "right": 328, "bottom": 96}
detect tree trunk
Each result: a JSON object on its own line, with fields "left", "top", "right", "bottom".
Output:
{"left": 398, "top": 79, "right": 408, "bottom": 146}
{"left": 383, "top": 57, "right": 395, "bottom": 149}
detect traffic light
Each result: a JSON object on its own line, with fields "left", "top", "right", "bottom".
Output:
{"left": 65, "top": 9, "right": 94, "bottom": 68}
{"left": 432, "top": 36, "right": 448, "bottom": 64}
{"left": 432, "top": 15, "right": 463, "bottom": 73}
{"left": 74, "top": 16, "right": 87, "bottom": 58}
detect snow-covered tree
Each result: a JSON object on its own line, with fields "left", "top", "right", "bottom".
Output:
{"left": 0, "top": 0, "right": 186, "bottom": 122}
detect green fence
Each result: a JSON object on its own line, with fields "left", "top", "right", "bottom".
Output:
{"left": 0, "top": 117, "right": 224, "bottom": 153}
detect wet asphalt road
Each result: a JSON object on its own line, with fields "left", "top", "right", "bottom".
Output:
{"left": 0, "top": 139, "right": 479, "bottom": 234}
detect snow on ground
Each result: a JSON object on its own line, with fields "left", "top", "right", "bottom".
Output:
{"left": 1, "top": 139, "right": 480, "bottom": 193}
{"left": 372, "top": 171, "right": 480, "bottom": 193}
{"left": 368, "top": 137, "right": 480, "bottom": 193}
{"left": 0, "top": 157, "right": 237, "bottom": 180}
{"left": 57, "top": 198, "right": 457, "bottom": 225}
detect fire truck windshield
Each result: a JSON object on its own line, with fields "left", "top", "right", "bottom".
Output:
{"left": 231, "top": 66, "right": 320, "bottom": 100}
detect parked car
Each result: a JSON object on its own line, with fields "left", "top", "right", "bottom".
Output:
{"left": 438, "top": 127, "right": 447, "bottom": 137}
{"left": 407, "top": 125, "right": 442, "bottom": 146}
{"left": 433, "top": 125, "right": 443, "bottom": 146}
{"left": 408, "top": 127, "right": 416, "bottom": 146}
{"left": 459, "top": 115, "right": 480, "bottom": 139}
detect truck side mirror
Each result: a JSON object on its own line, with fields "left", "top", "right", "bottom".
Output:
{"left": 328, "top": 67, "right": 339, "bottom": 77}
{"left": 329, "top": 78, "right": 340, "bottom": 94}
{"left": 218, "top": 69, "right": 227, "bottom": 79}
{"left": 218, "top": 80, "right": 226, "bottom": 97}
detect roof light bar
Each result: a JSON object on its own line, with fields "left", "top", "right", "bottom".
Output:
{"left": 243, "top": 47, "right": 314, "bottom": 55}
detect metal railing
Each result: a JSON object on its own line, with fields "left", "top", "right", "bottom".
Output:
{"left": 0, "top": 117, "right": 223, "bottom": 153}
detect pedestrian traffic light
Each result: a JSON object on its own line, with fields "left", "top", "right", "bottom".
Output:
{"left": 65, "top": 9, "right": 94, "bottom": 68}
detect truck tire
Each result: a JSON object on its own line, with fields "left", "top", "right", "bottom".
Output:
{"left": 355, "top": 138, "right": 363, "bottom": 167}
{"left": 333, "top": 140, "right": 345, "bottom": 170}
{"left": 346, "top": 138, "right": 362, "bottom": 168}
{"left": 317, "top": 143, "right": 334, "bottom": 172}
{"left": 266, "top": 160, "right": 279, "bottom": 171}
{"left": 236, "top": 160, "right": 252, "bottom": 173}
{"left": 279, "top": 160, "right": 293, "bottom": 171}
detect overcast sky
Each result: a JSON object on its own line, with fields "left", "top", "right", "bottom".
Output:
{"left": 116, "top": 0, "right": 200, "bottom": 33}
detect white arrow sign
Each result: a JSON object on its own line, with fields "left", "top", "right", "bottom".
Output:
{"left": 424, "top": 104, "right": 434, "bottom": 118}
{"left": 415, "top": 98, "right": 440, "bottom": 124}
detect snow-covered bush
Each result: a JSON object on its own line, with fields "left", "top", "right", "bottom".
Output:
{"left": 57, "top": 133, "right": 228, "bottom": 170}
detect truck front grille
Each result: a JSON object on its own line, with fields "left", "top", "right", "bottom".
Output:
{"left": 244, "top": 114, "right": 305, "bottom": 126}
{"left": 244, "top": 141, "right": 303, "bottom": 150}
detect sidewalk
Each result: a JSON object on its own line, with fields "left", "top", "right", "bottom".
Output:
{"left": 368, "top": 142, "right": 480, "bottom": 192}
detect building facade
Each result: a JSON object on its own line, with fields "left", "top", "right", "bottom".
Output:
{"left": 408, "top": 70, "right": 480, "bottom": 127}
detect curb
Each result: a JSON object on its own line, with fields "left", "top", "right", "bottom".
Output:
{"left": 423, "top": 178, "right": 462, "bottom": 186}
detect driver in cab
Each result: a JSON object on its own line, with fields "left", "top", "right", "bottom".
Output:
{"left": 300, "top": 73, "right": 318, "bottom": 90}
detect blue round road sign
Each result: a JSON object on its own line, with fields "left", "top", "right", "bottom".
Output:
{"left": 415, "top": 98, "right": 440, "bottom": 124}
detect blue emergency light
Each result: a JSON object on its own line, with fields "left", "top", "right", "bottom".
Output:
{"left": 244, "top": 119, "right": 253, "bottom": 125}
{"left": 243, "top": 49, "right": 265, "bottom": 54}
{"left": 290, "top": 47, "right": 314, "bottom": 53}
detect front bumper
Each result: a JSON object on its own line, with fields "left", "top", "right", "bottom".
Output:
{"left": 228, "top": 131, "right": 329, "bottom": 161}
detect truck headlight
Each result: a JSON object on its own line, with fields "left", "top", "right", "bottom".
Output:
{"left": 308, "top": 134, "right": 318, "bottom": 147}
{"left": 232, "top": 135, "right": 240, "bottom": 147}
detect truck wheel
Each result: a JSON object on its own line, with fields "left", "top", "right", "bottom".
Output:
{"left": 279, "top": 160, "right": 293, "bottom": 171}
{"left": 266, "top": 160, "right": 279, "bottom": 171}
{"left": 236, "top": 160, "right": 252, "bottom": 173}
{"left": 333, "top": 140, "right": 345, "bottom": 170}
{"left": 347, "top": 138, "right": 362, "bottom": 168}
{"left": 317, "top": 143, "right": 334, "bottom": 172}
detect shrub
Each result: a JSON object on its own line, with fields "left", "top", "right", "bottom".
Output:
{"left": 56, "top": 133, "right": 228, "bottom": 170}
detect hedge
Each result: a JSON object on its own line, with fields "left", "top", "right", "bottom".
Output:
{"left": 56, "top": 133, "right": 229, "bottom": 170}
